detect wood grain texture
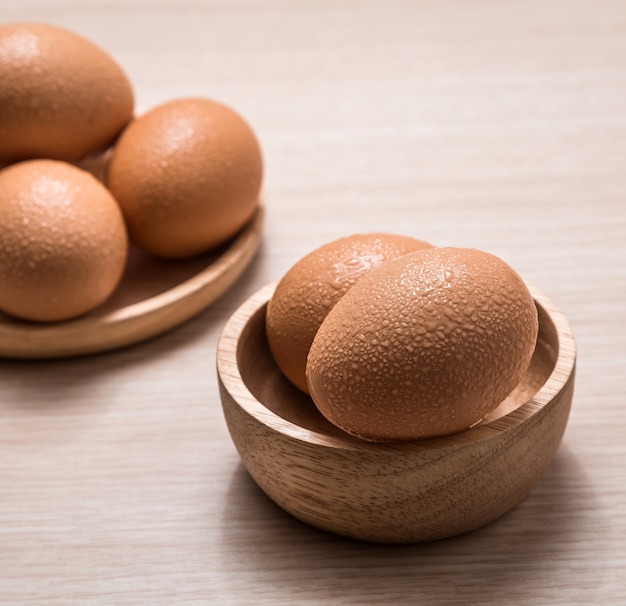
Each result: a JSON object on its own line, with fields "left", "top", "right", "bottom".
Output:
{"left": 1, "top": 0, "right": 625, "bottom": 604}
{"left": 218, "top": 282, "right": 575, "bottom": 544}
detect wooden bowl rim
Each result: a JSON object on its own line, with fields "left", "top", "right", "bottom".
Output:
{"left": 217, "top": 280, "right": 576, "bottom": 453}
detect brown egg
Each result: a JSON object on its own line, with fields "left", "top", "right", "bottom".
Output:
{"left": 0, "top": 160, "right": 128, "bottom": 322}
{"left": 266, "top": 233, "right": 434, "bottom": 393}
{"left": 306, "top": 247, "right": 539, "bottom": 442}
{"left": 0, "top": 23, "right": 134, "bottom": 164}
{"left": 106, "top": 97, "right": 263, "bottom": 258}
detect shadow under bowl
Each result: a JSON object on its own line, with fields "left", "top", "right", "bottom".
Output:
{"left": 217, "top": 282, "right": 576, "bottom": 543}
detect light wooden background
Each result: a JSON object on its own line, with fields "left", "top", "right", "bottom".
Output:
{"left": 1, "top": 1, "right": 625, "bottom": 604}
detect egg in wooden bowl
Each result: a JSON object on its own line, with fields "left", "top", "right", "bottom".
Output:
{"left": 217, "top": 247, "right": 576, "bottom": 544}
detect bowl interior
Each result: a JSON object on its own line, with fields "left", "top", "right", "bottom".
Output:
{"left": 235, "top": 288, "right": 559, "bottom": 441}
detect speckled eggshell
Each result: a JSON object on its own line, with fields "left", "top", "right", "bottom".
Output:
{"left": 106, "top": 97, "right": 263, "bottom": 259}
{"left": 0, "top": 159, "right": 128, "bottom": 322}
{"left": 306, "top": 247, "right": 539, "bottom": 442}
{"left": 0, "top": 23, "right": 134, "bottom": 164}
{"left": 266, "top": 233, "right": 433, "bottom": 393}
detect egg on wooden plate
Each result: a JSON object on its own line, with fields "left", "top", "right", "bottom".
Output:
{"left": 0, "top": 22, "right": 134, "bottom": 164}
{"left": 107, "top": 97, "right": 263, "bottom": 259}
{"left": 0, "top": 160, "right": 128, "bottom": 322}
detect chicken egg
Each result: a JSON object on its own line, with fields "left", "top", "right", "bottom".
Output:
{"left": 107, "top": 97, "right": 263, "bottom": 258}
{"left": 0, "top": 22, "right": 134, "bottom": 164}
{"left": 266, "top": 233, "right": 433, "bottom": 393}
{"left": 306, "top": 246, "right": 539, "bottom": 441}
{"left": 0, "top": 160, "right": 128, "bottom": 322}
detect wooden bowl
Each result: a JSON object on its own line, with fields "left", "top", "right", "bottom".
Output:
{"left": 217, "top": 281, "right": 576, "bottom": 544}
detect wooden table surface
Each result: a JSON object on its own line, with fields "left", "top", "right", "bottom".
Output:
{"left": 1, "top": 1, "right": 625, "bottom": 604}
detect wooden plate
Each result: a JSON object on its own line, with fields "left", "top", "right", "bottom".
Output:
{"left": 0, "top": 206, "right": 264, "bottom": 359}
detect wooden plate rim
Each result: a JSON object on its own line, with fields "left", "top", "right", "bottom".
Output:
{"left": 0, "top": 205, "right": 264, "bottom": 358}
